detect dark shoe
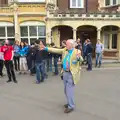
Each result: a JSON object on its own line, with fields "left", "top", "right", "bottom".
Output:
{"left": 14, "top": 80, "right": 18, "bottom": 83}
{"left": 64, "top": 104, "right": 68, "bottom": 108}
{"left": 53, "top": 72, "right": 58, "bottom": 76}
{"left": 64, "top": 108, "right": 74, "bottom": 113}
{"left": 6, "top": 80, "right": 12, "bottom": 83}
{"left": 41, "top": 79, "right": 44, "bottom": 82}
{"left": 19, "top": 72, "right": 22, "bottom": 75}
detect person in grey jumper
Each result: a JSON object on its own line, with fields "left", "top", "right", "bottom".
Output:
{"left": 95, "top": 39, "right": 104, "bottom": 68}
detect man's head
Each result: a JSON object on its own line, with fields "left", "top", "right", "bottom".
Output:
{"left": 5, "top": 40, "right": 9, "bottom": 45}
{"left": 35, "top": 40, "right": 40, "bottom": 46}
{"left": 87, "top": 39, "right": 91, "bottom": 44}
{"left": 15, "top": 40, "right": 19, "bottom": 45}
{"left": 97, "top": 39, "right": 101, "bottom": 44}
{"left": 66, "top": 39, "right": 75, "bottom": 50}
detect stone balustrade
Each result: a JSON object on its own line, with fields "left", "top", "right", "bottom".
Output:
{"left": 0, "top": 7, "right": 13, "bottom": 13}
{"left": 48, "top": 12, "right": 120, "bottom": 20}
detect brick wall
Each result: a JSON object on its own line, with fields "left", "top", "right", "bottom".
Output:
{"left": 0, "top": 0, "right": 8, "bottom": 6}
{"left": 57, "top": 0, "right": 99, "bottom": 13}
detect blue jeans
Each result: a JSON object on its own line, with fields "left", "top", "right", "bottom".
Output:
{"left": 87, "top": 53, "right": 92, "bottom": 70}
{"left": 96, "top": 53, "right": 102, "bottom": 67}
{"left": 54, "top": 57, "right": 58, "bottom": 75}
{"left": 46, "top": 57, "right": 52, "bottom": 72}
{"left": 35, "top": 62, "right": 44, "bottom": 82}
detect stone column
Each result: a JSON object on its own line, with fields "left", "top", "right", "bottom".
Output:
{"left": 52, "top": 27, "right": 60, "bottom": 47}
{"left": 97, "top": 29, "right": 101, "bottom": 40}
{"left": 109, "top": 33, "right": 112, "bottom": 49}
{"left": 46, "top": 29, "right": 52, "bottom": 44}
{"left": 118, "top": 29, "right": 120, "bottom": 60}
{"left": 73, "top": 28, "right": 77, "bottom": 41}
{"left": 13, "top": 3, "right": 20, "bottom": 42}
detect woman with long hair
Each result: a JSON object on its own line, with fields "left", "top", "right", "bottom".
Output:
{"left": 19, "top": 42, "right": 28, "bottom": 74}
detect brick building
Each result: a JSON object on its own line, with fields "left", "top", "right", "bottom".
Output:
{"left": 46, "top": 0, "right": 120, "bottom": 59}
{"left": 0, "top": 0, "right": 46, "bottom": 45}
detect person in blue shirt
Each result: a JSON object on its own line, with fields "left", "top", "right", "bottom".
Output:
{"left": 19, "top": 42, "right": 28, "bottom": 74}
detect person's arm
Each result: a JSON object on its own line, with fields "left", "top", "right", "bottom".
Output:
{"left": 11, "top": 46, "right": 14, "bottom": 60}
{"left": 102, "top": 44, "right": 104, "bottom": 52}
{"left": 45, "top": 47, "right": 64, "bottom": 55}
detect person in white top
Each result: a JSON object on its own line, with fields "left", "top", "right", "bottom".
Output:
{"left": 95, "top": 39, "right": 104, "bottom": 68}
{"left": 0, "top": 42, "right": 4, "bottom": 77}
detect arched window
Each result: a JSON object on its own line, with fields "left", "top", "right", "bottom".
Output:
{"left": 20, "top": 21, "right": 46, "bottom": 45}
{"left": 0, "top": 22, "right": 14, "bottom": 44}
{"left": 70, "top": 0, "right": 84, "bottom": 8}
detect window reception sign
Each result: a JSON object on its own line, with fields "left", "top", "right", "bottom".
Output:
{"left": 18, "top": 0, "right": 45, "bottom": 2}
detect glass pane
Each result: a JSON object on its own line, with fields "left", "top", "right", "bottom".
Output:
{"left": 104, "top": 34, "right": 109, "bottom": 49}
{"left": 38, "top": 38, "right": 46, "bottom": 45}
{"left": 0, "top": 27, "right": 5, "bottom": 37}
{"left": 21, "top": 38, "right": 28, "bottom": 43}
{"left": 113, "top": 0, "right": 116, "bottom": 5}
{"left": 30, "top": 38, "right": 37, "bottom": 45}
{"left": 78, "top": 0, "right": 81, "bottom": 7}
{"left": 112, "top": 26, "right": 118, "bottom": 31}
{"left": 105, "top": 0, "right": 110, "bottom": 6}
{"left": 20, "top": 26, "right": 28, "bottom": 37}
{"left": 112, "top": 34, "right": 117, "bottom": 49}
{"left": 29, "top": 26, "right": 37, "bottom": 36}
{"left": 7, "top": 27, "right": 14, "bottom": 37}
{"left": 72, "top": 0, "right": 76, "bottom": 7}
{"left": 38, "top": 26, "right": 46, "bottom": 36}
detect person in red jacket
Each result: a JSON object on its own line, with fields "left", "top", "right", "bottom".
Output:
{"left": 1, "top": 40, "right": 17, "bottom": 83}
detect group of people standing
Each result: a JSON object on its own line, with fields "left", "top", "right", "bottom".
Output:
{"left": 0, "top": 38, "right": 104, "bottom": 114}
{"left": 0, "top": 39, "right": 61, "bottom": 84}
{"left": 77, "top": 38, "right": 104, "bottom": 71}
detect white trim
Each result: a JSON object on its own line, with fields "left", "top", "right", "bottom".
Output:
{"left": 70, "top": 0, "right": 84, "bottom": 8}
{"left": 0, "top": 22, "right": 13, "bottom": 27}
{"left": 20, "top": 21, "right": 45, "bottom": 26}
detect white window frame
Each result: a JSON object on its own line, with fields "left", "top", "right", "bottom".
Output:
{"left": 20, "top": 22, "right": 46, "bottom": 45}
{"left": 104, "top": 0, "right": 118, "bottom": 7}
{"left": 70, "top": 0, "right": 84, "bottom": 8}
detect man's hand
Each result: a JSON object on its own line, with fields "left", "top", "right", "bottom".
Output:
{"left": 76, "top": 50, "right": 81, "bottom": 58}
{"left": 40, "top": 44, "right": 45, "bottom": 50}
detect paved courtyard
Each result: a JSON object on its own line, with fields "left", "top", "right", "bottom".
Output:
{"left": 0, "top": 68, "right": 120, "bottom": 120}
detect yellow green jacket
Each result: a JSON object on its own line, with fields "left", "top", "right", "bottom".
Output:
{"left": 47, "top": 47, "right": 83, "bottom": 84}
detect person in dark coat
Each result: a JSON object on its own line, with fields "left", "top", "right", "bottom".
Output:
{"left": 86, "top": 39, "right": 93, "bottom": 71}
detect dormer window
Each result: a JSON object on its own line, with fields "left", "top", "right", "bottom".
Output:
{"left": 70, "top": 0, "right": 84, "bottom": 8}
{"left": 105, "top": 0, "right": 118, "bottom": 6}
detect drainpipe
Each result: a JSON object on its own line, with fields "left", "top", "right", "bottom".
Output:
{"left": 85, "top": 0, "right": 88, "bottom": 13}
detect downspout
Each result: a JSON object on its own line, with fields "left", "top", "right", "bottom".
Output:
{"left": 85, "top": 0, "right": 88, "bottom": 13}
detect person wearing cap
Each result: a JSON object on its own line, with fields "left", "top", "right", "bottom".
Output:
{"left": 42, "top": 39, "right": 83, "bottom": 113}
{"left": 1, "top": 40, "right": 17, "bottom": 83}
